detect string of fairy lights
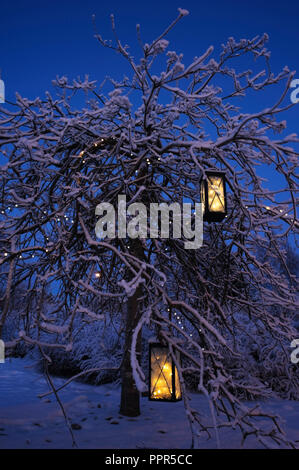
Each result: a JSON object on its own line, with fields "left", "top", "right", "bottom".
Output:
{"left": 0, "top": 136, "right": 297, "bottom": 266}
{"left": 167, "top": 307, "right": 200, "bottom": 340}
{"left": 0, "top": 203, "right": 296, "bottom": 263}
{"left": 0, "top": 138, "right": 113, "bottom": 261}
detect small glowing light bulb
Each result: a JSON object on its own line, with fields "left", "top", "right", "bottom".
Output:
{"left": 95, "top": 272, "right": 101, "bottom": 278}
{"left": 4, "top": 252, "right": 8, "bottom": 257}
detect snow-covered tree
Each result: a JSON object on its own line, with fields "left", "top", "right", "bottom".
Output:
{"left": 0, "top": 9, "right": 298, "bottom": 448}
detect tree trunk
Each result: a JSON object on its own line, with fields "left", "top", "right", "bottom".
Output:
{"left": 119, "top": 283, "right": 142, "bottom": 416}
{"left": 119, "top": 240, "right": 144, "bottom": 417}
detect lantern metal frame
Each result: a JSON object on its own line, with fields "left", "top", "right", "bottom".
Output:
{"left": 148, "top": 342, "right": 182, "bottom": 402}
{"left": 200, "top": 170, "right": 227, "bottom": 223}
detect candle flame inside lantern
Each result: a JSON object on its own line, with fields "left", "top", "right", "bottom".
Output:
{"left": 208, "top": 176, "right": 225, "bottom": 213}
{"left": 150, "top": 345, "right": 181, "bottom": 401}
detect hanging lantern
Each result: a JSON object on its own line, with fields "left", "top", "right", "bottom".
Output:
{"left": 200, "top": 170, "right": 227, "bottom": 222}
{"left": 149, "top": 343, "right": 182, "bottom": 402}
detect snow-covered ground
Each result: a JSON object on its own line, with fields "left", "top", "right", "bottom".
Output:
{"left": 0, "top": 358, "right": 298, "bottom": 449}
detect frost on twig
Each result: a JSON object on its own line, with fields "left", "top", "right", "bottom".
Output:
{"left": 0, "top": 9, "right": 298, "bottom": 448}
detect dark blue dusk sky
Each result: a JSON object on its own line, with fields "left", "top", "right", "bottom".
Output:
{"left": 1, "top": 0, "right": 298, "bottom": 195}
{"left": 1, "top": 0, "right": 298, "bottom": 106}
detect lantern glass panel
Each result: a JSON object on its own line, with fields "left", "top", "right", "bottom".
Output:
{"left": 207, "top": 175, "right": 225, "bottom": 213}
{"left": 174, "top": 365, "right": 181, "bottom": 400}
{"left": 150, "top": 345, "right": 181, "bottom": 401}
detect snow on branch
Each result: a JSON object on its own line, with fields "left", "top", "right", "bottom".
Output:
{"left": 0, "top": 10, "right": 298, "bottom": 448}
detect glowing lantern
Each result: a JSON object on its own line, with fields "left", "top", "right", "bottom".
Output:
{"left": 149, "top": 343, "right": 182, "bottom": 402}
{"left": 200, "top": 170, "right": 227, "bottom": 222}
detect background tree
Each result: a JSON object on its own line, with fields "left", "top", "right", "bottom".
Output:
{"left": 0, "top": 8, "right": 298, "bottom": 447}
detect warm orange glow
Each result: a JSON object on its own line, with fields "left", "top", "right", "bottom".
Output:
{"left": 208, "top": 176, "right": 225, "bottom": 213}
{"left": 150, "top": 346, "right": 182, "bottom": 401}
